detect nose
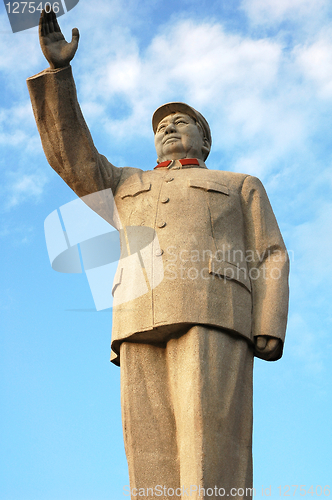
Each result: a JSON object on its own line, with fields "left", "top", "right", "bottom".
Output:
{"left": 164, "top": 122, "right": 176, "bottom": 134}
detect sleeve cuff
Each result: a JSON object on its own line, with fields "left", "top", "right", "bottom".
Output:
{"left": 27, "top": 65, "right": 71, "bottom": 81}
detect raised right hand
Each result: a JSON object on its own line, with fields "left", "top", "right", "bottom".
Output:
{"left": 39, "top": 9, "right": 79, "bottom": 69}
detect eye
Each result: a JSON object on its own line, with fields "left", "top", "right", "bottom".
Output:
{"left": 157, "top": 124, "right": 166, "bottom": 133}
{"left": 175, "top": 119, "right": 187, "bottom": 125}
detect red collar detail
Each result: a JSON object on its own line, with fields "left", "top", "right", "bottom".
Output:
{"left": 155, "top": 160, "right": 172, "bottom": 169}
{"left": 154, "top": 158, "right": 200, "bottom": 169}
{"left": 180, "top": 158, "right": 200, "bottom": 166}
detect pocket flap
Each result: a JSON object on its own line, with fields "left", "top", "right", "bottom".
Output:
{"left": 188, "top": 179, "right": 229, "bottom": 195}
{"left": 209, "top": 258, "right": 251, "bottom": 292}
{"left": 112, "top": 267, "right": 123, "bottom": 296}
{"left": 120, "top": 182, "right": 151, "bottom": 199}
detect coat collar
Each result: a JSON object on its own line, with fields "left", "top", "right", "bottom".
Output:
{"left": 154, "top": 158, "right": 207, "bottom": 170}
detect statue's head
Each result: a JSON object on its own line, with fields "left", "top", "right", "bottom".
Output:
{"left": 152, "top": 102, "right": 212, "bottom": 164}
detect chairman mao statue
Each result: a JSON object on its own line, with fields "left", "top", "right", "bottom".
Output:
{"left": 27, "top": 10, "right": 289, "bottom": 500}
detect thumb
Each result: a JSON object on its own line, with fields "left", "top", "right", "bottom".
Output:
{"left": 71, "top": 27, "right": 80, "bottom": 45}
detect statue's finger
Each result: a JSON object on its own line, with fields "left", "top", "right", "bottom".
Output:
{"left": 256, "top": 336, "right": 267, "bottom": 350}
{"left": 44, "top": 8, "right": 52, "bottom": 28}
{"left": 49, "top": 16, "right": 55, "bottom": 33}
{"left": 52, "top": 11, "right": 61, "bottom": 32}
{"left": 54, "top": 18, "right": 61, "bottom": 33}
{"left": 38, "top": 11, "right": 44, "bottom": 37}
{"left": 267, "top": 339, "right": 279, "bottom": 352}
{"left": 44, "top": 15, "right": 49, "bottom": 36}
{"left": 267, "top": 340, "right": 282, "bottom": 360}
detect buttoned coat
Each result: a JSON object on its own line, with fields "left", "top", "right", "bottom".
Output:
{"left": 27, "top": 66, "right": 289, "bottom": 364}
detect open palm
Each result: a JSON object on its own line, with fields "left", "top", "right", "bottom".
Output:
{"left": 39, "top": 10, "right": 79, "bottom": 69}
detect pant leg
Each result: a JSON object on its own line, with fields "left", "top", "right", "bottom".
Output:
{"left": 166, "top": 326, "right": 254, "bottom": 500}
{"left": 120, "top": 327, "right": 254, "bottom": 500}
{"left": 120, "top": 341, "right": 180, "bottom": 499}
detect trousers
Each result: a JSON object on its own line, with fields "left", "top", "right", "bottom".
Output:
{"left": 120, "top": 325, "right": 254, "bottom": 500}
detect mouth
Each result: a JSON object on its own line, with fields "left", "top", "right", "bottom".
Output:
{"left": 163, "top": 135, "right": 180, "bottom": 144}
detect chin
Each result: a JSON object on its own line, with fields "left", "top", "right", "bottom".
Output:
{"left": 162, "top": 145, "right": 185, "bottom": 159}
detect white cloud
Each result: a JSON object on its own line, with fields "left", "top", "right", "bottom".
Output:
{"left": 0, "top": 98, "right": 37, "bottom": 145}
{"left": 0, "top": 98, "right": 48, "bottom": 209}
{"left": 294, "top": 31, "right": 332, "bottom": 98}
{"left": 6, "top": 172, "right": 48, "bottom": 208}
{"left": 241, "top": 0, "right": 329, "bottom": 26}
{"left": 76, "top": 21, "right": 285, "bottom": 153}
{"left": 1, "top": 1, "right": 332, "bottom": 212}
{"left": 71, "top": 17, "right": 325, "bottom": 182}
{"left": 1, "top": 0, "right": 326, "bottom": 185}
{"left": 0, "top": 13, "right": 41, "bottom": 79}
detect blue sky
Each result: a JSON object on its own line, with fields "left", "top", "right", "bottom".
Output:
{"left": 1, "top": 0, "right": 332, "bottom": 499}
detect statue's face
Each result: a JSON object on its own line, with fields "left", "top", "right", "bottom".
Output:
{"left": 154, "top": 113, "right": 206, "bottom": 163}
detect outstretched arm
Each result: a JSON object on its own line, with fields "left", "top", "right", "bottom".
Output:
{"left": 27, "top": 11, "right": 130, "bottom": 200}
{"left": 39, "top": 9, "right": 79, "bottom": 69}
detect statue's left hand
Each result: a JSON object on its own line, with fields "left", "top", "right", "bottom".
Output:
{"left": 254, "top": 335, "right": 282, "bottom": 361}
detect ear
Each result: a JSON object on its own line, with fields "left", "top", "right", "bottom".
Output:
{"left": 201, "top": 138, "right": 211, "bottom": 160}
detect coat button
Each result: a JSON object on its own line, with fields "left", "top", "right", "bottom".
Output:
{"left": 161, "top": 197, "right": 169, "bottom": 203}
{"left": 155, "top": 249, "right": 164, "bottom": 256}
{"left": 158, "top": 221, "right": 166, "bottom": 228}
{"left": 165, "top": 177, "right": 174, "bottom": 182}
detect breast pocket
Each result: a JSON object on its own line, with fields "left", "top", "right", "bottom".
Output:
{"left": 188, "top": 178, "right": 232, "bottom": 225}
{"left": 119, "top": 181, "right": 151, "bottom": 199}
{"left": 188, "top": 179, "right": 229, "bottom": 196}
{"left": 116, "top": 181, "right": 153, "bottom": 226}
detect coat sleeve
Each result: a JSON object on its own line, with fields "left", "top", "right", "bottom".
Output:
{"left": 26, "top": 65, "right": 123, "bottom": 198}
{"left": 241, "top": 175, "right": 289, "bottom": 349}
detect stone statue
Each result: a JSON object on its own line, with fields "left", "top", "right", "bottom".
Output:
{"left": 27, "top": 10, "right": 289, "bottom": 500}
